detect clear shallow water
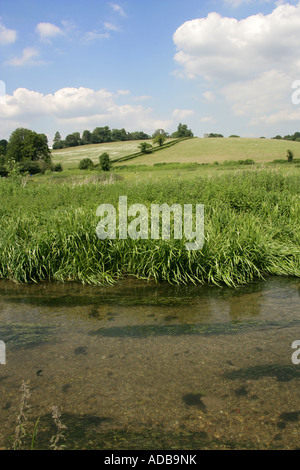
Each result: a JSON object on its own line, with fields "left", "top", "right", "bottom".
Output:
{"left": 0, "top": 276, "right": 299, "bottom": 450}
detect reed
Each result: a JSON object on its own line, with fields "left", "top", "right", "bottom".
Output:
{"left": 0, "top": 169, "right": 299, "bottom": 287}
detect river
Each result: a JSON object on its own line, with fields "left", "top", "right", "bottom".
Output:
{"left": 0, "top": 276, "right": 299, "bottom": 450}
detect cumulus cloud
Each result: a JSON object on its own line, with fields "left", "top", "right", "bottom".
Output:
{"left": 0, "top": 86, "right": 172, "bottom": 139}
{"left": 173, "top": 2, "right": 300, "bottom": 127}
{"left": 0, "top": 20, "right": 17, "bottom": 45}
{"left": 36, "top": 22, "right": 64, "bottom": 41}
{"left": 173, "top": 3, "right": 300, "bottom": 81}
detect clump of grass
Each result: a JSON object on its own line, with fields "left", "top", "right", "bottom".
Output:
{"left": 0, "top": 169, "right": 299, "bottom": 287}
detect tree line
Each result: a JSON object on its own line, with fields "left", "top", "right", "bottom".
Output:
{"left": 52, "top": 123, "right": 194, "bottom": 149}
{"left": 0, "top": 123, "right": 194, "bottom": 176}
{"left": 272, "top": 132, "right": 300, "bottom": 141}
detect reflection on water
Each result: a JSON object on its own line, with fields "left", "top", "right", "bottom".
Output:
{"left": 0, "top": 276, "right": 299, "bottom": 450}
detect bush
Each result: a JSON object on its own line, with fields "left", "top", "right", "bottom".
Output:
{"left": 79, "top": 158, "right": 93, "bottom": 170}
{"left": 19, "top": 161, "right": 46, "bottom": 175}
{"left": 287, "top": 149, "right": 294, "bottom": 163}
{"left": 99, "top": 153, "right": 111, "bottom": 172}
{"left": 53, "top": 163, "right": 63, "bottom": 172}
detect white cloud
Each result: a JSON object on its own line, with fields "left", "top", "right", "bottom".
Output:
{"left": 0, "top": 20, "right": 17, "bottom": 45}
{"left": 104, "top": 22, "right": 120, "bottom": 31}
{"left": 173, "top": 2, "right": 300, "bottom": 128}
{"left": 110, "top": 3, "right": 127, "bottom": 17}
{"left": 173, "top": 4, "right": 300, "bottom": 81}
{"left": 5, "top": 47, "right": 42, "bottom": 66}
{"left": 36, "top": 22, "right": 64, "bottom": 41}
{"left": 0, "top": 86, "right": 173, "bottom": 139}
{"left": 200, "top": 116, "right": 216, "bottom": 123}
{"left": 83, "top": 30, "right": 110, "bottom": 42}
{"left": 172, "top": 109, "right": 194, "bottom": 120}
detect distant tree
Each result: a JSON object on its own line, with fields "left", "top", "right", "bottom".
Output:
{"left": 139, "top": 142, "right": 153, "bottom": 154}
{"left": 53, "top": 131, "right": 65, "bottom": 150}
{"left": 82, "top": 130, "right": 92, "bottom": 145}
{"left": 7, "top": 128, "right": 51, "bottom": 163}
{"left": 129, "top": 131, "right": 150, "bottom": 141}
{"left": 112, "top": 128, "right": 127, "bottom": 141}
{"left": 99, "top": 152, "right": 111, "bottom": 171}
{"left": 229, "top": 135, "right": 240, "bottom": 138}
{"left": 153, "top": 134, "right": 166, "bottom": 147}
{"left": 207, "top": 133, "right": 224, "bottom": 138}
{"left": 91, "top": 126, "right": 112, "bottom": 144}
{"left": 0, "top": 139, "right": 8, "bottom": 155}
{"left": 79, "top": 158, "right": 93, "bottom": 170}
{"left": 272, "top": 135, "right": 283, "bottom": 140}
{"left": 152, "top": 129, "right": 168, "bottom": 138}
{"left": 287, "top": 149, "right": 294, "bottom": 162}
{"left": 65, "top": 132, "right": 82, "bottom": 147}
{"left": 171, "top": 123, "right": 194, "bottom": 138}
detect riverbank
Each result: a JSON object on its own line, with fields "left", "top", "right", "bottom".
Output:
{"left": 0, "top": 167, "right": 299, "bottom": 287}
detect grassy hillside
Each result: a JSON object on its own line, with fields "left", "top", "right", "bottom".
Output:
{"left": 116, "top": 138, "right": 300, "bottom": 166}
{"left": 51, "top": 137, "right": 300, "bottom": 169}
{"left": 51, "top": 139, "right": 151, "bottom": 169}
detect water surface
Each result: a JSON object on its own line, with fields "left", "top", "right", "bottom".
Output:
{"left": 0, "top": 276, "right": 299, "bottom": 450}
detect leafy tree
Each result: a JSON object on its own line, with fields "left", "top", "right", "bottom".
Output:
{"left": 65, "top": 132, "right": 82, "bottom": 147}
{"left": 171, "top": 123, "right": 194, "bottom": 138}
{"left": 82, "top": 130, "right": 92, "bottom": 145}
{"left": 129, "top": 131, "right": 150, "bottom": 141}
{"left": 53, "top": 131, "right": 65, "bottom": 149}
{"left": 6, "top": 128, "right": 51, "bottom": 163}
{"left": 139, "top": 142, "right": 153, "bottom": 154}
{"left": 79, "top": 158, "right": 93, "bottom": 170}
{"left": 91, "top": 126, "right": 112, "bottom": 144}
{"left": 112, "top": 128, "right": 127, "bottom": 141}
{"left": 153, "top": 134, "right": 166, "bottom": 147}
{"left": 99, "top": 152, "right": 111, "bottom": 171}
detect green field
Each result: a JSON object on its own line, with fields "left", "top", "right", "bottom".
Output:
{"left": 52, "top": 137, "right": 300, "bottom": 169}
{"left": 51, "top": 139, "right": 152, "bottom": 169}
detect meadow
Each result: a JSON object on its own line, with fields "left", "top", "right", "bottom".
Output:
{"left": 0, "top": 143, "right": 299, "bottom": 287}
{"left": 51, "top": 137, "right": 300, "bottom": 168}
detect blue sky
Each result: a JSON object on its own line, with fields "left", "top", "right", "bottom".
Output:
{"left": 1, "top": 0, "right": 300, "bottom": 144}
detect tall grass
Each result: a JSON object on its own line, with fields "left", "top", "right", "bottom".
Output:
{"left": 0, "top": 169, "right": 299, "bottom": 287}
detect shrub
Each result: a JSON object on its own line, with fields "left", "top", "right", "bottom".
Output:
{"left": 99, "top": 153, "right": 111, "bottom": 172}
{"left": 19, "top": 161, "right": 44, "bottom": 175}
{"left": 287, "top": 149, "right": 294, "bottom": 162}
{"left": 53, "top": 163, "right": 63, "bottom": 172}
{"left": 79, "top": 158, "right": 93, "bottom": 170}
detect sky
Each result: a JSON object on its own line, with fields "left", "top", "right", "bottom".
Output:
{"left": 1, "top": 0, "right": 300, "bottom": 144}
